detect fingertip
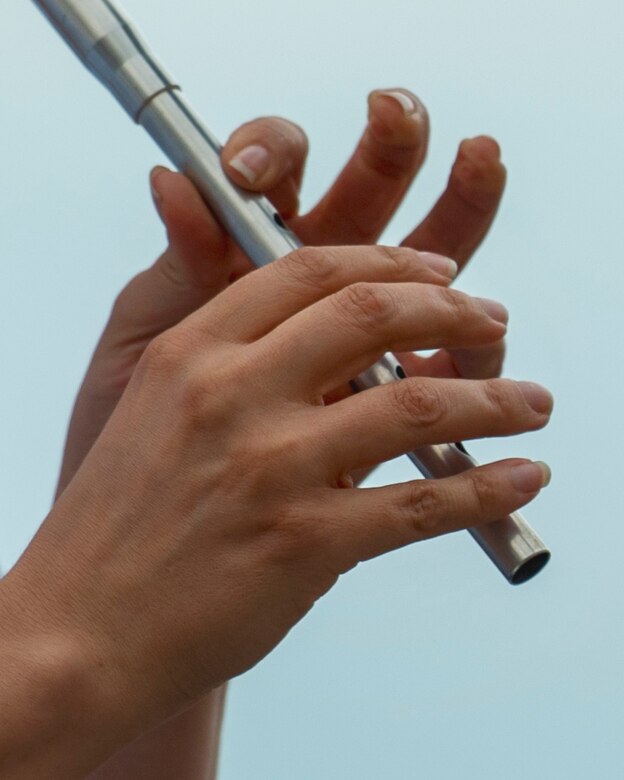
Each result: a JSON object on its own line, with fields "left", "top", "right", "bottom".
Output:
{"left": 226, "top": 144, "right": 272, "bottom": 188}
{"left": 149, "top": 165, "right": 172, "bottom": 214}
{"left": 417, "top": 251, "right": 458, "bottom": 280}
{"left": 475, "top": 297, "right": 509, "bottom": 325}
{"left": 367, "top": 88, "right": 429, "bottom": 145}
{"left": 148, "top": 165, "right": 230, "bottom": 277}
{"left": 149, "top": 166, "right": 195, "bottom": 216}
{"left": 455, "top": 137, "right": 506, "bottom": 181}
{"left": 368, "top": 88, "right": 427, "bottom": 121}
{"left": 462, "top": 135, "right": 502, "bottom": 162}
{"left": 510, "top": 460, "right": 552, "bottom": 494}
{"left": 222, "top": 117, "right": 308, "bottom": 193}
{"left": 451, "top": 136, "right": 506, "bottom": 210}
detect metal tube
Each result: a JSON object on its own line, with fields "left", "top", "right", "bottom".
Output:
{"left": 32, "top": 0, "right": 550, "bottom": 584}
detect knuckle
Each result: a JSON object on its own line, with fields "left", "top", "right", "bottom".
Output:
{"left": 271, "top": 511, "right": 329, "bottom": 561}
{"left": 403, "top": 483, "right": 442, "bottom": 537}
{"left": 377, "top": 246, "right": 417, "bottom": 278}
{"left": 178, "top": 368, "right": 214, "bottom": 418}
{"left": 178, "top": 357, "right": 248, "bottom": 423}
{"left": 392, "top": 380, "right": 446, "bottom": 428}
{"left": 255, "top": 495, "right": 330, "bottom": 568}
{"left": 483, "top": 378, "right": 520, "bottom": 418}
{"left": 440, "top": 287, "right": 476, "bottom": 324}
{"left": 139, "top": 331, "right": 187, "bottom": 378}
{"left": 280, "top": 247, "right": 338, "bottom": 288}
{"left": 336, "top": 282, "right": 396, "bottom": 330}
{"left": 241, "top": 425, "right": 312, "bottom": 487}
{"left": 360, "top": 138, "right": 421, "bottom": 179}
{"left": 469, "top": 470, "right": 498, "bottom": 515}
{"left": 264, "top": 430, "right": 308, "bottom": 466}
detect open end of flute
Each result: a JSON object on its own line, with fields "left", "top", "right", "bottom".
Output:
{"left": 510, "top": 551, "right": 551, "bottom": 585}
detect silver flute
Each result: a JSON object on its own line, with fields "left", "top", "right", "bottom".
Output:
{"left": 33, "top": 0, "right": 550, "bottom": 584}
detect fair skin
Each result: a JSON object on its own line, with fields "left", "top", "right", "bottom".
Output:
{"left": 0, "top": 89, "right": 552, "bottom": 778}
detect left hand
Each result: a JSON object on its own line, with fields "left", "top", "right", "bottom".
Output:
{"left": 56, "top": 87, "right": 507, "bottom": 495}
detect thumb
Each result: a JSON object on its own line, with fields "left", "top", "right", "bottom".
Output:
{"left": 222, "top": 117, "right": 309, "bottom": 219}
{"left": 109, "top": 167, "right": 233, "bottom": 341}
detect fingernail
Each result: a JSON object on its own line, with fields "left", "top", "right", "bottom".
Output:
{"left": 518, "top": 382, "right": 554, "bottom": 415}
{"left": 418, "top": 251, "right": 458, "bottom": 279}
{"left": 229, "top": 145, "right": 271, "bottom": 184}
{"left": 374, "top": 90, "right": 423, "bottom": 120}
{"left": 149, "top": 165, "right": 169, "bottom": 206}
{"left": 511, "top": 461, "right": 552, "bottom": 493}
{"left": 476, "top": 297, "right": 508, "bottom": 324}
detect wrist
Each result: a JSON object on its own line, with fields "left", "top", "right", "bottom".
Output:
{"left": 0, "top": 565, "right": 139, "bottom": 776}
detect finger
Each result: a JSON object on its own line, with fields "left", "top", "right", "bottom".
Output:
{"left": 258, "top": 284, "right": 508, "bottom": 397}
{"left": 295, "top": 89, "right": 429, "bottom": 245}
{"left": 325, "top": 459, "right": 551, "bottom": 566}
{"left": 313, "top": 377, "right": 552, "bottom": 473}
{"left": 187, "top": 247, "right": 457, "bottom": 342}
{"left": 222, "top": 117, "right": 309, "bottom": 219}
{"left": 396, "top": 339, "right": 506, "bottom": 380}
{"left": 107, "top": 168, "right": 232, "bottom": 340}
{"left": 151, "top": 167, "right": 232, "bottom": 291}
{"left": 320, "top": 336, "right": 505, "bottom": 413}
{"left": 402, "top": 136, "right": 506, "bottom": 270}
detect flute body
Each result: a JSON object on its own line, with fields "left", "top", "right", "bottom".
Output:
{"left": 33, "top": 0, "right": 550, "bottom": 584}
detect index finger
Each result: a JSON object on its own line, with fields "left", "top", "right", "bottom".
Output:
{"left": 182, "top": 247, "right": 457, "bottom": 343}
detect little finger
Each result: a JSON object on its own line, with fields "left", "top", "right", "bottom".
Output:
{"left": 325, "top": 459, "right": 551, "bottom": 566}
{"left": 312, "top": 377, "right": 552, "bottom": 473}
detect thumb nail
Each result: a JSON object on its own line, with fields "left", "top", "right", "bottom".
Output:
{"left": 228, "top": 145, "right": 271, "bottom": 185}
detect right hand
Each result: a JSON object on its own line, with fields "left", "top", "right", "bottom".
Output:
{"left": 4, "top": 245, "right": 552, "bottom": 772}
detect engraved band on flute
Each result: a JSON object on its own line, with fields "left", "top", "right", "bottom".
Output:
{"left": 33, "top": 0, "right": 551, "bottom": 584}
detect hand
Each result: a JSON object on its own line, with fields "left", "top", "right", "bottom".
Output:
{"left": 56, "top": 88, "right": 507, "bottom": 495}
{"left": 40, "top": 88, "right": 510, "bottom": 777}
{"left": 2, "top": 245, "right": 551, "bottom": 776}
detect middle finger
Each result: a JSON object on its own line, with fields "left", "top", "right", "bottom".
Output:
{"left": 311, "top": 376, "right": 553, "bottom": 474}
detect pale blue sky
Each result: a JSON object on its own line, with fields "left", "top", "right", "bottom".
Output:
{"left": 2, "top": 0, "right": 623, "bottom": 777}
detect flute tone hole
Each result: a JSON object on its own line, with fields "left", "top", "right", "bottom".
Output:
{"left": 395, "top": 366, "right": 407, "bottom": 379}
{"left": 274, "top": 213, "right": 286, "bottom": 229}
